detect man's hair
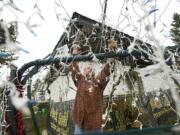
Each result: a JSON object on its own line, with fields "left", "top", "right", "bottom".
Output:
{"left": 79, "top": 61, "right": 94, "bottom": 73}
{"left": 79, "top": 61, "right": 105, "bottom": 77}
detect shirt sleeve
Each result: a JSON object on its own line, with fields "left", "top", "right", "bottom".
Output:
{"left": 71, "top": 93, "right": 84, "bottom": 126}
{"left": 97, "top": 63, "right": 110, "bottom": 91}
{"left": 71, "top": 62, "right": 83, "bottom": 87}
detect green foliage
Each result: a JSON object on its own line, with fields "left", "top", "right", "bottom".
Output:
{"left": 0, "top": 22, "right": 5, "bottom": 44}
{"left": 36, "top": 101, "right": 49, "bottom": 111}
{"left": 8, "top": 22, "right": 18, "bottom": 43}
{"left": 23, "top": 113, "right": 50, "bottom": 135}
{"left": 33, "top": 106, "right": 39, "bottom": 112}
{"left": 170, "top": 13, "right": 180, "bottom": 46}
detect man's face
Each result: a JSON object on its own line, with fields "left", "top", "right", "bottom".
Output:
{"left": 83, "top": 63, "right": 93, "bottom": 77}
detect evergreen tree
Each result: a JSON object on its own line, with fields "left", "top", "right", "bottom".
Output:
{"left": 0, "top": 20, "right": 18, "bottom": 44}
{"left": 170, "top": 13, "right": 180, "bottom": 46}
{"left": 0, "top": 20, "right": 18, "bottom": 65}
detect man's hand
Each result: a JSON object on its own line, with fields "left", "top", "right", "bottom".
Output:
{"left": 72, "top": 44, "right": 82, "bottom": 55}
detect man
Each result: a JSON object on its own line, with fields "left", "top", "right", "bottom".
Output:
{"left": 71, "top": 47, "right": 110, "bottom": 134}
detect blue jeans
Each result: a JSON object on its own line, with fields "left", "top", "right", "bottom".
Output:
{"left": 74, "top": 125, "right": 102, "bottom": 135}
